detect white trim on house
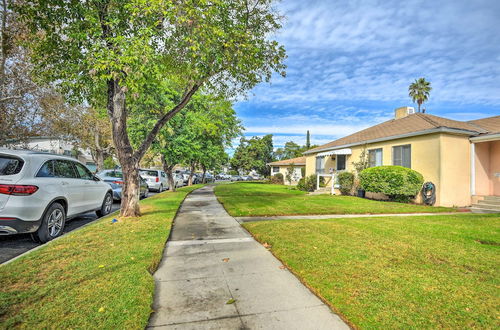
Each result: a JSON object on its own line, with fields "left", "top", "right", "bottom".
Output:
{"left": 316, "top": 148, "right": 352, "bottom": 157}
{"left": 469, "top": 133, "right": 500, "bottom": 143}
{"left": 303, "top": 127, "right": 480, "bottom": 155}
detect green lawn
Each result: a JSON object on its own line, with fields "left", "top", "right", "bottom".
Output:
{"left": 0, "top": 185, "right": 202, "bottom": 329}
{"left": 243, "top": 213, "right": 500, "bottom": 328}
{"left": 215, "top": 182, "right": 454, "bottom": 217}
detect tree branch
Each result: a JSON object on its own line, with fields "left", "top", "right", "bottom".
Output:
{"left": 133, "top": 82, "right": 201, "bottom": 160}
{"left": 0, "top": 95, "right": 22, "bottom": 103}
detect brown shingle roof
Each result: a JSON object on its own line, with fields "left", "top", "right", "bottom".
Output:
{"left": 305, "top": 113, "right": 492, "bottom": 154}
{"left": 268, "top": 156, "right": 306, "bottom": 166}
{"left": 468, "top": 116, "right": 500, "bottom": 134}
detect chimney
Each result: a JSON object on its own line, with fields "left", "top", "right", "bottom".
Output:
{"left": 394, "top": 106, "right": 415, "bottom": 119}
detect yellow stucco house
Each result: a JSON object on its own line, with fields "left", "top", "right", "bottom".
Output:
{"left": 303, "top": 107, "right": 500, "bottom": 208}
{"left": 268, "top": 156, "right": 305, "bottom": 185}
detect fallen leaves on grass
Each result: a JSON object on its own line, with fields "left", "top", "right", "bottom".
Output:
{"left": 226, "top": 298, "right": 236, "bottom": 304}
{"left": 222, "top": 258, "right": 230, "bottom": 262}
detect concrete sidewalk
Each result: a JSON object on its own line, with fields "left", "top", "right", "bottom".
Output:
{"left": 148, "top": 185, "right": 348, "bottom": 329}
{"left": 235, "top": 212, "right": 462, "bottom": 223}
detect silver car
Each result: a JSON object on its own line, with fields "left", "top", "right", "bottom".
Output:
{"left": 96, "top": 169, "right": 149, "bottom": 200}
{"left": 0, "top": 150, "right": 113, "bottom": 242}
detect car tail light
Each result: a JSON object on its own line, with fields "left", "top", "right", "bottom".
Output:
{"left": 112, "top": 180, "right": 124, "bottom": 185}
{"left": 155, "top": 177, "right": 159, "bottom": 182}
{"left": 0, "top": 184, "right": 39, "bottom": 196}
{"left": 0, "top": 217, "right": 17, "bottom": 220}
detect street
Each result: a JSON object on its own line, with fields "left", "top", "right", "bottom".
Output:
{"left": 0, "top": 192, "right": 157, "bottom": 264}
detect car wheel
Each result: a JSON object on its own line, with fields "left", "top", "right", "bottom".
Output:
{"left": 143, "top": 189, "right": 148, "bottom": 199}
{"left": 33, "top": 202, "right": 66, "bottom": 243}
{"left": 158, "top": 184, "right": 163, "bottom": 192}
{"left": 96, "top": 192, "right": 113, "bottom": 217}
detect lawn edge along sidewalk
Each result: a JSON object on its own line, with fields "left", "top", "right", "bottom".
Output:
{"left": 235, "top": 212, "right": 462, "bottom": 223}
{"left": 0, "top": 185, "right": 203, "bottom": 330}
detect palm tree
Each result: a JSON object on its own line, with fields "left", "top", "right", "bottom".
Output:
{"left": 408, "top": 78, "right": 432, "bottom": 113}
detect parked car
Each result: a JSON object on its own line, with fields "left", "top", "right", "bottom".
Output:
{"left": 230, "top": 175, "right": 242, "bottom": 181}
{"left": 0, "top": 150, "right": 113, "bottom": 242}
{"left": 140, "top": 169, "right": 168, "bottom": 192}
{"left": 96, "top": 169, "right": 149, "bottom": 200}
{"left": 172, "top": 173, "right": 184, "bottom": 188}
{"left": 204, "top": 172, "right": 214, "bottom": 183}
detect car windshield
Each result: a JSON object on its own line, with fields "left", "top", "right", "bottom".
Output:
{"left": 0, "top": 156, "right": 24, "bottom": 175}
{"left": 141, "top": 170, "right": 158, "bottom": 177}
{"left": 99, "top": 170, "right": 123, "bottom": 178}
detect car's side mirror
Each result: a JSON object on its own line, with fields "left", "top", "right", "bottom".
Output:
{"left": 93, "top": 175, "right": 101, "bottom": 181}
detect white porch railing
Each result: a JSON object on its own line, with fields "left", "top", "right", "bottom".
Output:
{"left": 316, "top": 173, "right": 336, "bottom": 195}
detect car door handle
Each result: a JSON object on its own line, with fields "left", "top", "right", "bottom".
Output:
{"left": 61, "top": 181, "right": 69, "bottom": 186}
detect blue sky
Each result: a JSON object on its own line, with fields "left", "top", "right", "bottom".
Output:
{"left": 234, "top": 0, "right": 500, "bottom": 149}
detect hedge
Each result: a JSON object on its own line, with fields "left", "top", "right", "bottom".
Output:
{"left": 359, "top": 166, "right": 424, "bottom": 202}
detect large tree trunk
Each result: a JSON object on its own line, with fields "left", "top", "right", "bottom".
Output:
{"left": 107, "top": 79, "right": 140, "bottom": 217}
{"left": 161, "top": 155, "right": 176, "bottom": 192}
{"left": 187, "top": 162, "right": 196, "bottom": 186}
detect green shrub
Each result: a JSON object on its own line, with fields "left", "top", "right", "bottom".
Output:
{"left": 297, "top": 174, "right": 317, "bottom": 192}
{"left": 337, "top": 171, "right": 355, "bottom": 195}
{"left": 359, "top": 166, "right": 424, "bottom": 202}
{"left": 270, "top": 173, "right": 284, "bottom": 184}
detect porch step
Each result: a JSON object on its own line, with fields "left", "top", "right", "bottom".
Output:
{"left": 483, "top": 195, "right": 500, "bottom": 203}
{"left": 477, "top": 200, "right": 500, "bottom": 207}
{"left": 308, "top": 187, "right": 331, "bottom": 195}
{"left": 471, "top": 196, "right": 500, "bottom": 213}
{"left": 470, "top": 207, "right": 500, "bottom": 214}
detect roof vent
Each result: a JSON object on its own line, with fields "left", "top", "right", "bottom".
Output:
{"left": 395, "top": 106, "right": 415, "bottom": 119}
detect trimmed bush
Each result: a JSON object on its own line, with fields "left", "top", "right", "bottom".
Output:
{"left": 270, "top": 172, "right": 284, "bottom": 184}
{"left": 337, "top": 171, "right": 355, "bottom": 195}
{"left": 359, "top": 166, "right": 424, "bottom": 202}
{"left": 297, "top": 174, "right": 317, "bottom": 192}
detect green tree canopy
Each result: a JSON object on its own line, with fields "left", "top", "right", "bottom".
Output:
{"left": 231, "top": 134, "right": 274, "bottom": 176}
{"left": 16, "top": 0, "right": 286, "bottom": 216}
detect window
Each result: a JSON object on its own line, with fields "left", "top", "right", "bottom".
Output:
{"left": 0, "top": 156, "right": 24, "bottom": 175}
{"left": 74, "top": 162, "right": 94, "bottom": 180}
{"left": 36, "top": 160, "right": 56, "bottom": 177}
{"left": 141, "top": 170, "right": 158, "bottom": 177}
{"left": 336, "top": 155, "right": 346, "bottom": 171}
{"left": 272, "top": 166, "right": 279, "bottom": 173}
{"left": 315, "top": 156, "right": 325, "bottom": 174}
{"left": 392, "top": 145, "right": 411, "bottom": 168}
{"left": 368, "top": 148, "right": 383, "bottom": 167}
{"left": 53, "top": 160, "right": 78, "bottom": 178}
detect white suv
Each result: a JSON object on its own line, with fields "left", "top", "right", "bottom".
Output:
{"left": 140, "top": 169, "right": 169, "bottom": 192}
{"left": 0, "top": 150, "right": 113, "bottom": 242}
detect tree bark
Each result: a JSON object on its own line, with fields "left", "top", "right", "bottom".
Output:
{"left": 187, "top": 162, "right": 196, "bottom": 186}
{"left": 161, "top": 155, "right": 176, "bottom": 192}
{"left": 201, "top": 164, "right": 207, "bottom": 184}
{"left": 107, "top": 79, "right": 141, "bottom": 217}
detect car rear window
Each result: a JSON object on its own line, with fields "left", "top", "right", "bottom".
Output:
{"left": 106, "top": 170, "right": 123, "bottom": 178}
{"left": 0, "top": 156, "right": 24, "bottom": 175}
{"left": 141, "top": 170, "right": 158, "bottom": 177}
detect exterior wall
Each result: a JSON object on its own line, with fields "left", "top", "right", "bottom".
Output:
{"left": 305, "top": 132, "right": 474, "bottom": 206}
{"left": 272, "top": 165, "right": 304, "bottom": 185}
{"left": 474, "top": 142, "right": 490, "bottom": 196}
{"left": 439, "top": 134, "right": 471, "bottom": 206}
{"left": 491, "top": 141, "right": 500, "bottom": 196}
{"left": 475, "top": 140, "right": 500, "bottom": 196}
